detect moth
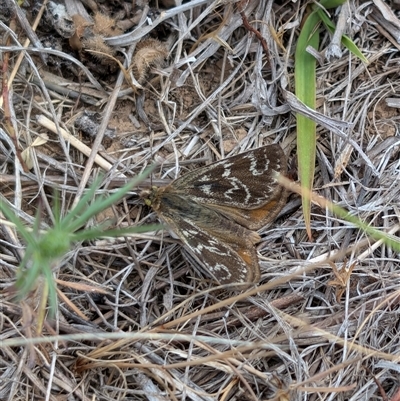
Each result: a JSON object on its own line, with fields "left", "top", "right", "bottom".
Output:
{"left": 140, "top": 144, "right": 287, "bottom": 287}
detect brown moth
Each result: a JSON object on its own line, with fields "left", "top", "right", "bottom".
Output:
{"left": 140, "top": 144, "right": 287, "bottom": 287}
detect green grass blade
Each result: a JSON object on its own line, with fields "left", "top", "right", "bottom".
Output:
{"left": 315, "top": 7, "right": 369, "bottom": 63}
{"left": 70, "top": 224, "right": 163, "bottom": 242}
{"left": 320, "top": 0, "right": 347, "bottom": 8}
{"left": 295, "top": 9, "right": 320, "bottom": 238}
{"left": 0, "top": 196, "right": 36, "bottom": 244}
{"left": 42, "top": 262, "right": 58, "bottom": 316}
{"left": 67, "top": 166, "right": 155, "bottom": 233}
{"left": 60, "top": 175, "right": 103, "bottom": 230}
{"left": 15, "top": 254, "right": 41, "bottom": 296}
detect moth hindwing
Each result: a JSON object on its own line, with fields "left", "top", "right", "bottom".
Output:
{"left": 140, "top": 144, "right": 287, "bottom": 287}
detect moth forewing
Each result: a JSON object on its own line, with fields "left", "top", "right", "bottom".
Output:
{"left": 157, "top": 200, "right": 262, "bottom": 285}
{"left": 173, "top": 144, "right": 286, "bottom": 207}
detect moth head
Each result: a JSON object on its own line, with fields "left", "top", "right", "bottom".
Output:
{"left": 140, "top": 186, "right": 161, "bottom": 209}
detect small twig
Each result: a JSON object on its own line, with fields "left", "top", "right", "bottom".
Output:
{"left": 326, "top": 2, "right": 348, "bottom": 60}
{"left": 4, "top": 0, "right": 47, "bottom": 64}
{"left": 238, "top": 0, "right": 270, "bottom": 57}
{"left": 36, "top": 115, "right": 119, "bottom": 174}
{"left": 364, "top": 366, "right": 388, "bottom": 401}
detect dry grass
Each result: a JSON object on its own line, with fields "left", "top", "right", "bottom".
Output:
{"left": 1, "top": 0, "right": 400, "bottom": 400}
